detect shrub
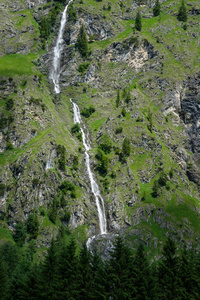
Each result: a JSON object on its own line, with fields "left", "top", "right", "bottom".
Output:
{"left": 62, "top": 211, "right": 71, "bottom": 223}
{"left": 152, "top": 180, "right": 159, "bottom": 197}
{"left": 6, "top": 142, "right": 13, "bottom": 150}
{"left": 6, "top": 98, "right": 14, "bottom": 110}
{"left": 115, "top": 127, "right": 123, "bottom": 134}
{"left": 158, "top": 171, "right": 168, "bottom": 186}
{"left": 81, "top": 106, "right": 95, "bottom": 118}
{"left": 98, "top": 134, "right": 112, "bottom": 154}
{"left": 0, "top": 184, "right": 5, "bottom": 197}
{"left": 121, "top": 107, "right": 126, "bottom": 117}
{"left": 71, "top": 123, "right": 81, "bottom": 134}
{"left": 60, "top": 180, "right": 75, "bottom": 194}
{"left": 77, "top": 62, "right": 90, "bottom": 73}
{"left": 122, "top": 137, "right": 131, "bottom": 156}
{"left": 56, "top": 145, "right": 66, "bottom": 171}
{"left": 116, "top": 89, "right": 120, "bottom": 107}
{"left": 32, "top": 178, "right": 40, "bottom": 187}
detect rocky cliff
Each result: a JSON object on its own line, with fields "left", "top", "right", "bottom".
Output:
{"left": 0, "top": 0, "right": 200, "bottom": 257}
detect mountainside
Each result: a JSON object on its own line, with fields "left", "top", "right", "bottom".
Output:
{"left": 0, "top": 0, "right": 200, "bottom": 258}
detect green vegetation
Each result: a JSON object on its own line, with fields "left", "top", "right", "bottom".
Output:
{"left": 77, "top": 62, "right": 90, "bottom": 73}
{"left": 81, "top": 106, "right": 95, "bottom": 118}
{"left": 135, "top": 11, "right": 142, "bottom": 32}
{"left": 153, "top": 0, "right": 161, "bottom": 17}
{"left": 76, "top": 25, "right": 89, "bottom": 57}
{"left": 177, "top": 0, "right": 187, "bottom": 22}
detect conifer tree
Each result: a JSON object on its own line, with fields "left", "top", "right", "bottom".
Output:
{"left": 116, "top": 89, "right": 120, "bottom": 107}
{"left": 0, "top": 260, "right": 8, "bottom": 300}
{"left": 153, "top": 0, "right": 161, "bottom": 17}
{"left": 135, "top": 11, "right": 142, "bottom": 32}
{"left": 108, "top": 236, "right": 133, "bottom": 299}
{"left": 177, "top": 1, "right": 187, "bottom": 22}
{"left": 77, "top": 25, "right": 89, "bottom": 57}
{"left": 122, "top": 137, "right": 131, "bottom": 156}
{"left": 158, "top": 237, "right": 180, "bottom": 299}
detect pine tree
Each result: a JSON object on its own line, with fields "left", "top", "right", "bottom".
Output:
{"left": 135, "top": 11, "right": 142, "bottom": 32}
{"left": 0, "top": 260, "right": 8, "bottom": 300}
{"left": 131, "top": 243, "right": 154, "bottom": 299}
{"left": 122, "top": 137, "right": 131, "bottom": 156}
{"left": 153, "top": 0, "right": 161, "bottom": 17}
{"left": 177, "top": 1, "right": 187, "bottom": 22}
{"left": 158, "top": 237, "right": 180, "bottom": 299}
{"left": 116, "top": 89, "right": 120, "bottom": 107}
{"left": 77, "top": 25, "right": 89, "bottom": 57}
{"left": 108, "top": 236, "right": 133, "bottom": 299}
{"left": 76, "top": 243, "right": 93, "bottom": 299}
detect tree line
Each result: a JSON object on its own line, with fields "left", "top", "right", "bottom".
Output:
{"left": 1, "top": 233, "right": 200, "bottom": 299}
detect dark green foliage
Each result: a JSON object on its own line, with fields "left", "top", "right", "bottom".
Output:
{"left": 68, "top": 4, "right": 77, "bottom": 22}
{"left": 77, "top": 62, "right": 90, "bottom": 73}
{"left": 158, "top": 171, "right": 168, "bottom": 186}
{"left": 147, "top": 108, "right": 153, "bottom": 132}
{"left": 183, "top": 23, "right": 187, "bottom": 30}
{"left": 48, "top": 198, "right": 58, "bottom": 224}
{"left": 81, "top": 106, "right": 95, "bottom": 118}
{"left": 115, "top": 126, "right": 123, "bottom": 134}
{"left": 21, "top": 79, "right": 27, "bottom": 88}
{"left": 60, "top": 180, "right": 75, "bottom": 194}
{"left": 13, "top": 223, "right": 27, "bottom": 247}
{"left": 122, "top": 137, "right": 131, "bottom": 156}
{"left": 26, "top": 214, "right": 39, "bottom": 238}
{"left": 0, "top": 183, "right": 5, "bottom": 197}
{"left": 32, "top": 178, "right": 39, "bottom": 187}
{"left": 6, "top": 141, "right": 13, "bottom": 150}
{"left": 73, "top": 155, "right": 78, "bottom": 170}
{"left": 76, "top": 25, "right": 89, "bottom": 57}
{"left": 96, "top": 149, "right": 109, "bottom": 175}
{"left": 122, "top": 87, "right": 131, "bottom": 104}
{"left": 178, "top": 1, "right": 187, "bottom": 22}
{"left": 71, "top": 123, "right": 82, "bottom": 142}
{"left": 121, "top": 107, "right": 126, "bottom": 116}
{"left": 152, "top": 180, "right": 159, "bottom": 197}
{"left": 153, "top": 0, "right": 161, "bottom": 17}
{"left": 62, "top": 211, "right": 71, "bottom": 223}
{"left": 0, "top": 260, "right": 8, "bottom": 299}
{"left": 135, "top": 11, "right": 142, "bottom": 31}
{"left": 6, "top": 98, "right": 14, "bottom": 110}
{"left": 98, "top": 134, "right": 112, "bottom": 154}
{"left": 56, "top": 144, "right": 66, "bottom": 171}
{"left": 116, "top": 89, "right": 120, "bottom": 107}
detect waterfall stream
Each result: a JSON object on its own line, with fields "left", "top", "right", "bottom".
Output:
{"left": 50, "top": 0, "right": 74, "bottom": 94}
{"left": 71, "top": 100, "right": 107, "bottom": 235}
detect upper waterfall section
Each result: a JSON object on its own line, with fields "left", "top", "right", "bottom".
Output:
{"left": 50, "top": 0, "right": 74, "bottom": 94}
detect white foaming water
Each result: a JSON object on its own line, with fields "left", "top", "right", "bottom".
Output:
{"left": 71, "top": 100, "right": 107, "bottom": 235}
{"left": 50, "top": 0, "right": 74, "bottom": 94}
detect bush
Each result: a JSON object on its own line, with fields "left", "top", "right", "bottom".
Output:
{"left": 6, "top": 98, "right": 14, "bottom": 110}
{"left": 60, "top": 180, "right": 75, "bottom": 194}
{"left": 71, "top": 123, "right": 81, "bottom": 134}
{"left": 152, "top": 180, "right": 159, "bottom": 197}
{"left": 56, "top": 145, "right": 66, "bottom": 171}
{"left": 32, "top": 178, "right": 40, "bottom": 187}
{"left": 77, "top": 62, "right": 90, "bottom": 73}
{"left": 158, "top": 171, "right": 168, "bottom": 186}
{"left": 6, "top": 142, "right": 13, "bottom": 150}
{"left": 122, "top": 138, "right": 131, "bottom": 156}
{"left": 0, "top": 184, "right": 5, "bottom": 197}
{"left": 62, "top": 211, "right": 71, "bottom": 223}
{"left": 81, "top": 106, "right": 95, "bottom": 118}
{"left": 115, "top": 127, "right": 123, "bottom": 134}
{"left": 98, "top": 134, "right": 112, "bottom": 154}
{"left": 121, "top": 107, "right": 126, "bottom": 117}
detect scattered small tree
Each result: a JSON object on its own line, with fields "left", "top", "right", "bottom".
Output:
{"left": 177, "top": 1, "right": 187, "bottom": 22}
{"left": 116, "top": 89, "right": 120, "bottom": 108}
{"left": 135, "top": 11, "right": 142, "bottom": 32}
{"left": 76, "top": 25, "right": 88, "bottom": 57}
{"left": 153, "top": 0, "right": 161, "bottom": 17}
{"left": 122, "top": 138, "right": 131, "bottom": 156}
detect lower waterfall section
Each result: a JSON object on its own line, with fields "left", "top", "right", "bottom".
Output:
{"left": 71, "top": 100, "right": 107, "bottom": 235}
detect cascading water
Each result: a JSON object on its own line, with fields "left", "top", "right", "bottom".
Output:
{"left": 50, "top": 0, "right": 74, "bottom": 94}
{"left": 71, "top": 100, "right": 107, "bottom": 235}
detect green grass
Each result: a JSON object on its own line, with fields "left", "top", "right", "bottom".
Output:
{"left": 0, "top": 54, "right": 40, "bottom": 76}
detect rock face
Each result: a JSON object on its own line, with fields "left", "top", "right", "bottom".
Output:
{"left": 0, "top": 0, "right": 41, "bottom": 56}
{"left": 1, "top": 0, "right": 200, "bottom": 254}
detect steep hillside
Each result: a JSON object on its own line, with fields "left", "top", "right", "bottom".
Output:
{"left": 0, "top": 0, "right": 200, "bottom": 257}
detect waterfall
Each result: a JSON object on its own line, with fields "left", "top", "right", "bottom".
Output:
{"left": 50, "top": 0, "right": 74, "bottom": 94}
{"left": 71, "top": 100, "right": 107, "bottom": 235}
